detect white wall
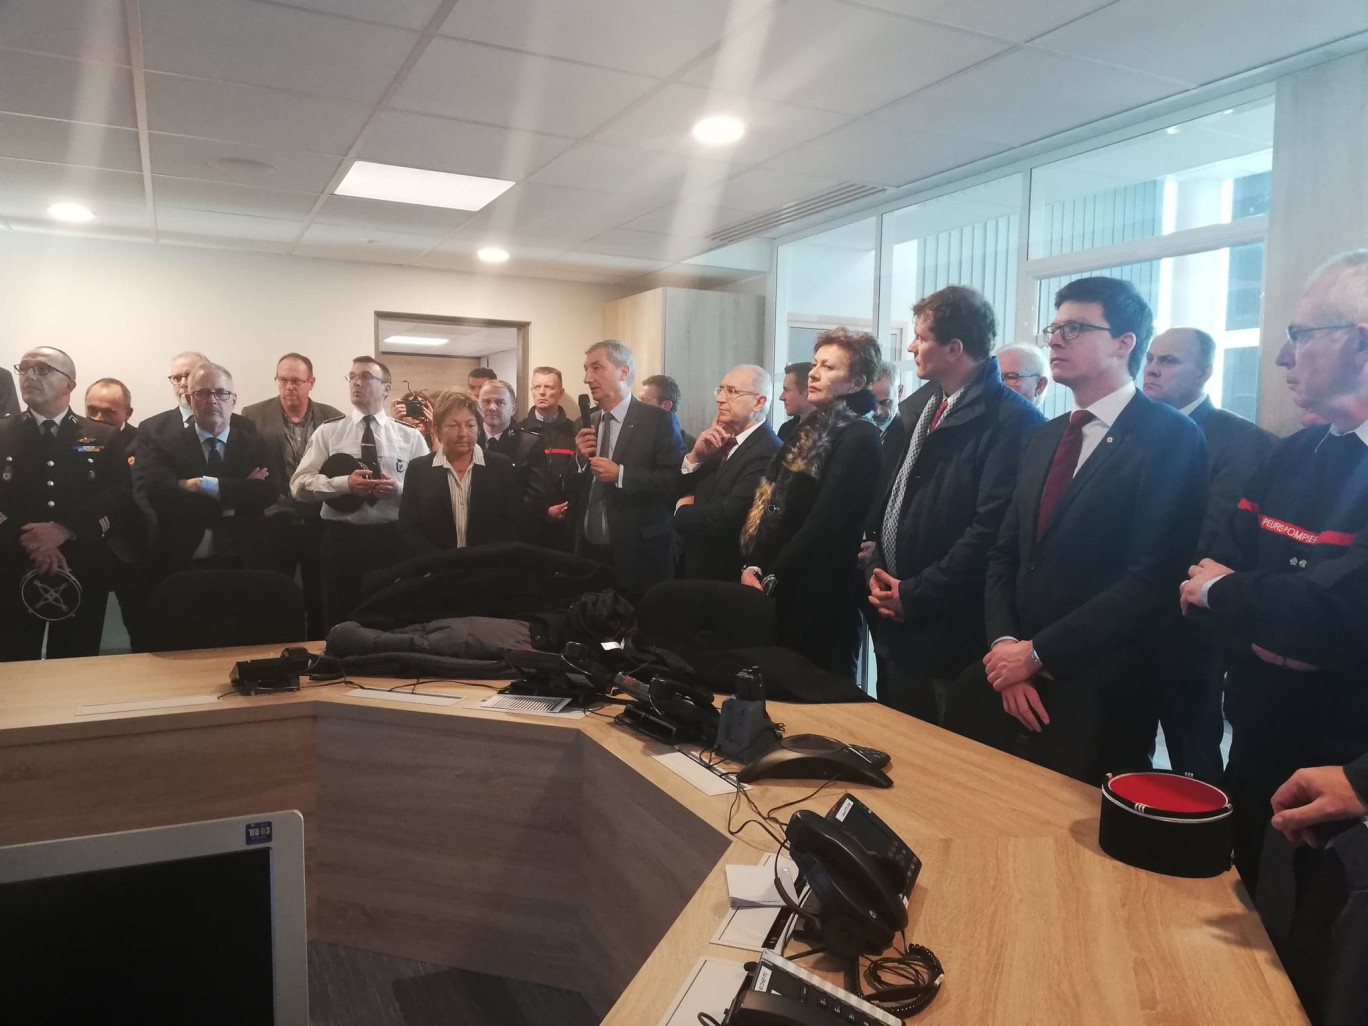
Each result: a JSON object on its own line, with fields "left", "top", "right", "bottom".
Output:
{"left": 0, "top": 232, "right": 629, "bottom": 424}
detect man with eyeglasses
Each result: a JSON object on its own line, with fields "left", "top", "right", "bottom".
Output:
{"left": 1141, "top": 327, "right": 1276, "bottom": 783}
{"left": 291, "top": 356, "right": 428, "bottom": 630}
{"left": 674, "top": 365, "right": 781, "bottom": 580}
{"left": 0, "top": 347, "right": 130, "bottom": 661}
{"left": 945, "top": 276, "right": 1208, "bottom": 787}
{"left": 995, "top": 344, "right": 1050, "bottom": 407}
{"left": 1180, "top": 250, "right": 1368, "bottom": 894}
{"left": 864, "top": 286, "right": 1045, "bottom": 723}
{"left": 139, "top": 351, "right": 210, "bottom": 439}
{"left": 137, "top": 363, "right": 276, "bottom": 576}
{"left": 241, "top": 353, "right": 343, "bottom": 640}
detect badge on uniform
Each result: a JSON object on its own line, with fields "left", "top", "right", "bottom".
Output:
{"left": 395, "top": 458, "right": 406, "bottom": 474}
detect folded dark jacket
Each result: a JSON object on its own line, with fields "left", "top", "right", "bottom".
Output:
{"left": 326, "top": 616, "right": 532, "bottom": 679}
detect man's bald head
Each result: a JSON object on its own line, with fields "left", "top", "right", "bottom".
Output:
{"left": 1143, "top": 328, "right": 1214, "bottom": 410}
{"left": 995, "top": 344, "right": 1049, "bottom": 405}
{"left": 16, "top": 347, "right": 77, "bottom": 417}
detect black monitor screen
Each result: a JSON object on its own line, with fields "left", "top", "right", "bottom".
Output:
{"left": 0, "top": 848, "right": 276, "bottom": 1025}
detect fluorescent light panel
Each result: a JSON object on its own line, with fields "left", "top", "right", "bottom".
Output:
{"left": 335, "top": 161, "right": 514, "bottom": 211}
{"left": 383, "top": 335, "right": 448, "bottom": 346}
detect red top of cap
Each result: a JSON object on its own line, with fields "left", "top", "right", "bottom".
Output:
{"left": 1109, "top": 772, "right": 1228, "bottom": 814}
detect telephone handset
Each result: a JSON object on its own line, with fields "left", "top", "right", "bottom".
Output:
{"left": 784, "top": 794, "right": 921, "bottom": 959}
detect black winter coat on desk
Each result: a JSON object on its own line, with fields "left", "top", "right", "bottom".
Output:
{"left": 740, "top": 389, "right": 881, "bottom": 674}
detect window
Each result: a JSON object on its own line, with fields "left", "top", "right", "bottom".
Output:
{"left": 775, "top": 217, "right": 877, "bottom": 371}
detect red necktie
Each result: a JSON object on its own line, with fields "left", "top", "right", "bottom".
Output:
{"left": 719, "top": 437, "right": 737, "bottom": 463}
{"left": 929, "top": 399, "right": 949, "bottom": 431}
{"left": 1036, "top": 410, "right": 1095, "bottom": 539}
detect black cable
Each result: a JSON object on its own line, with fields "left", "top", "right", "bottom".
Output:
{"left": 696, "top": 1014, "right": 723, "bottom": 1026}
{"left": 725, "top": 780, "right": 785, "bottom": 846}
{"left": 844, "top": 931, "right": 945, "bottom": 1018}
{"left": 764, "top": 777, "right": 838, "bottom": 822}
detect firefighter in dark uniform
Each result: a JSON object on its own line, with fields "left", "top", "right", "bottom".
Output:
{"left": 1, "top": 347, "right": 130, "bottom": 661}
{"left": 1182, "top": 249, "right": 1368, "bottom": 894}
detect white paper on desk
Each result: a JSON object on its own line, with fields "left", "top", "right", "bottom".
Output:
{"left": 658, "top": 956, "right": 748, "bottom": 1026}
{"left": 713, "top": 853, "right": 797, "bottom": 951}
{"left": 652, "top": 750, "right": 745, "bottom": 796}
{"left": 727, "top": 863, "right": 797, "bottom": 908}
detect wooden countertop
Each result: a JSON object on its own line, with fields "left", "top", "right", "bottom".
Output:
{"left": 0, "top": 645, "right": 1306, "bottom": 1024}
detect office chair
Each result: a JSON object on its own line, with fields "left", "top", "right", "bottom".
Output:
{"left": 1258, "top": 820, "right": 1368, "bottom": 1026}
{"left": 145, "top": 570, "right": 306, "bottom": 652}
{"left": 636, "top": 579, "right": 778, "bottom": 653}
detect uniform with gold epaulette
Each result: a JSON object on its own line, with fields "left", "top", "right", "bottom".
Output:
{"left": 0, "top": 409, "right": 130, "bottom": 660}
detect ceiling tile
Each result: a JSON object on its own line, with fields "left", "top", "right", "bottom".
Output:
{"left": 869, "top": 47, "right": 1188, "bottom": 148}
{"left": 294, "top": 221, "right": 447, "bottom": 262}
{"left": 311, "top": 193, "right": 477, "bottom": 234}
{"left": 155, "top": 207, "right": 305, "bottom": 242}
{"left": 576, "top": 228, "right": 715, "bottom": 263}
{"left": 0, "top": 0, "right": 131, "bottom": 64}
{"left": 0, "top": 113, "right": 142, "bottom": 173}
{"left": 148, "top": 134, "right": 345, "bottom": 193}
{"left": 145, "top": 73, "right": 371, "bottom": 154}
{"left": 445, "top": 181, "right": 660, "bottom": 248}
{"left": 0, "top": 189, "right": 151, "bottom": 231}
{"left": 525, "top": 142, "right": 738, "bottom": 200}
{"left": 0, "top": 50, "right": 137, "bottom": 127}
{"left": 358, "top": 111, "right": 575, "bottom": 181}
{"left": 256, "top": 0, "right": 446, "bottom": 32}
{"left": 853, "top": 0, "right": 1115, "bottom": 44}
{"left": 141, "top": 0, "right": 420, "bottom": 102}
{"left": 153, "top": 177, "right": 321, "bottom": 219}
{"left": 680, "top": 0, "right": 1007, "bottom": 116}
{"left": 1035, "top": 0, "right": 1368, "bottom": 85}
{"left": 765, "top": 117, "right": 1002, "bottom": 187}
{"left": 620, "top": 200, "right": 754, "bottom": 237}
{"left": 389, "top": 36, "right": 659, "bottom": 138}
{"left": 0, "top": 156, "right": 147, "bottom": 204}
{"left": 439, "top": 0, "right": 772, "bottom": 78}
{"left": 679, "top": 166, "right": 851, "bottom": 213}
{"left": 159, "top": 232, "right": 294, "bottom": 255}
{"left": 593, "top": 82, "right": 851, "bottom": 166}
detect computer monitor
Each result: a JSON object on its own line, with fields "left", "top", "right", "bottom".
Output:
{"left": 0, "top": 810, "right": 307, "bottom": 1025}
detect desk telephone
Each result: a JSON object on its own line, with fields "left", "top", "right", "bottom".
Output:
{"left": 718, "top": 796, "right": 926, "bottom": 1025}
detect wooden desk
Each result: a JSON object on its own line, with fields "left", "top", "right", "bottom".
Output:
{"left": 0, "top": 646, "right": 1305, "bottom": 1024}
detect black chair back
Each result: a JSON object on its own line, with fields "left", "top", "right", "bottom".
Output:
{"left": 146, "top": 570, "right": 306, "bottom": 652}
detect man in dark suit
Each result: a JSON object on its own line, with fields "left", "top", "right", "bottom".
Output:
{"left": 138, "top": 351, "right": 210, "bottom": 440}
{"left": 675, "top": 364, "right": 781, "bottom": 580}
{"left": 639, "top": 374, "right": 696, "bottom": 451}
{"left": 945, "top": 276, "right": 1208, "bottom": 785}
{"left": 241, "top": 353, "right": 343, "bottom": 640}
{"left": 1143, "top": 327, "right": 1278, "bottom": 781}
{"left": 138, "top": 363, "right": 276, "bottom": 574}
{"left": 1, "top": 348, "right": 129, "bottom": 661}
{"left": 85, "top": 377, "right": 152, "bottom": 650}
{"left": 400, "top": 392, "right": 522, "bottom": 554}
{"left": 776, "top": 361, "right": 814, "bottom": 445}
{"left": 518, "top": 366, "right": 577, "bottom": 550}
{"left": 574, "top": 339, "right": 686, "bottom": 597}
{"left": 866, "top": 286, "right": 1044, "bottom": 723}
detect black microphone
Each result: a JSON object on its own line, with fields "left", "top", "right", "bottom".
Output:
{"left": 578, "top": 393, "right": 593, "bottom": 430}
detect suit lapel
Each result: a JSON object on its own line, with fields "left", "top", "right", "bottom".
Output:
{"left": 1035, "top": 402, "right": 1137, "bottom": 546}
{"left": 433, "top": 461, "right": 456, "bottom": 542}
{"left": 609, "top": 398, "right": 637, "bottom": 461}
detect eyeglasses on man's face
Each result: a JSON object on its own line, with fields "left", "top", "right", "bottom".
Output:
{"left": 14, "top": 362, "right": 74, "bottom": 381}
{"left": 1038, "top": 321, "right": 1112, "bottom": 345}
{"left": 1284, "top": 324, "right": 1357, "bottom": 345}
{"left": 189, "top": 388, "right": 235, "bottom": 403}
{"left": 1001, "top": 372, "right": 1044, "bottom": 384}
{"left": 714, "top": 385, "right": 757, "bottom": 400}
{"left": 275, "top": 376, "right": 311, "bottom": 387}
{"left": 347, "top": 372, "right": 387, "bottom": 385}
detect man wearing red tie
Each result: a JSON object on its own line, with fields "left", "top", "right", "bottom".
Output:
{"left": 945, "top": 276, "right": 1208, "bottom": 785}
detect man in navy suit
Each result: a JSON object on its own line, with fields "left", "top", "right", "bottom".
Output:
{"left": 138, "top": 362, "right": 277, "bottom": 574}
{"left": 675, "top": 364, "right": 781, "bottom": 581}
{"left": 573, "top": 340, "right": 686, "bottom": 597}
{"left": 946, "top": 277, "right": 1208, "bottom": 785}
{"left": 1143, "top": 327, "right": 1277, "bottom": 781}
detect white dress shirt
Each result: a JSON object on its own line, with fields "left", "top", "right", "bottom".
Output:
{"left": 1075, "top": 381, "right": 1137, "bottom": 473}
{"left": 1179, "top": 394, "right": 1206, "bottom": 417}
{"left": 432, "top": 445, "right": 485, "bottom": 548}
{"left": 681, "top": 420, "right": 763, "bottom": 474}
{"left": 291, "top": 407, "right": 428, "bottom": 524}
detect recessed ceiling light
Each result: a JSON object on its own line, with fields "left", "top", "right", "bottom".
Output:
{"left": 1220, "top": 108, "right": 1235, "bottom": 116}
{"left": 477, "top": 247, "right": 510, "bottom": 263}
{"left": 692, "top": 116, "right": 745, "bottom": 145}
{"left": 1165, "top": 126, "right": 1180, "bottom": 135}
{"left": 47, "top": 202, "right": 94, "bottom": 223}
{"left": 383, "top": 335, "right": 447, "bottom": 346}
{"left": 335, "top": 160, "right": 514, "bottom": 211}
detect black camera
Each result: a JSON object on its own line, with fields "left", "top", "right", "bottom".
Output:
{"left": 400, "top": 381, "right": 426, "bottom": 420}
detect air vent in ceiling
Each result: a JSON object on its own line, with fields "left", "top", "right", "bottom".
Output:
{"left": 709, "top": 182, "right": 886, "bottom": 245}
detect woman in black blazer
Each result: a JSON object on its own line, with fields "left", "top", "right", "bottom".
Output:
{"left": 399, "top": 391, "right": 521, "bottom": 554}
{"left": 739, "top": 329, "right": 883, "bottom": 676}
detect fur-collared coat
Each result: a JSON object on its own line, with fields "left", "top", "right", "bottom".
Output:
{"left": 740, "top": 389, "right": 881, "bottom": 674}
